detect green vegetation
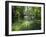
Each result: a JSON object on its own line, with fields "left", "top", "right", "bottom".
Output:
{"left": 12, "top": 6, "right": 41, "bottom": 31}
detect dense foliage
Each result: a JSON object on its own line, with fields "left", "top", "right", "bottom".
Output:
{"left": 12, "top": 6, "right": 41, "bottom": 31}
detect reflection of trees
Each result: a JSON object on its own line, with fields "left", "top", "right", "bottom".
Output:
{"left": 12, "top": 6, "right": 41, "bottom": 31}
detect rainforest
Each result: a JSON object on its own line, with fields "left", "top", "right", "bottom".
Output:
{"left": 12, "top": 6, "right": 41, "bottom": 31}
